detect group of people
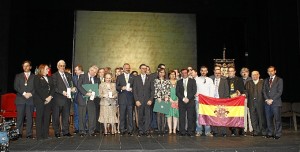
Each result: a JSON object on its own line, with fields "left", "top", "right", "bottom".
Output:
{"left": 13, "top": 60, "right": 283, "bottom": 141}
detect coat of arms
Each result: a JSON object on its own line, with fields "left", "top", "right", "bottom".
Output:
{"left": 214, "top": 105, "right": 230, "bottom": 118}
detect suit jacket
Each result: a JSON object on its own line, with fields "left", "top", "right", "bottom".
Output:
{"left": 262, "top": 76, "right": 283, "bottom": 106}
{"left": 14, "top": 72, "right": 35, "bottom": 105}
{"left": 76, "top": 73, "right": 99, "bottom": 106}
{"left": 116, "top": 73, "right": 134, "bottom": 105}
{"left": 33, "top": 75, "right": 55, "bottom": 105}
{"left": 245, "top": 79, "right": 264, "bottom": 108}
{"left": 227, "top": 76, "right": 245, "bottom": 96}
{"left": 133, "top": 74, "right": 154, "bottom": 105}
{"left": 176, "top": 78, "right": 197, "bottom": 105}
{"left": 213, "top": 77, "right": 229, "bottom": 98}
{"left": 52, "top": 71, "right": 73, "bottom": 106}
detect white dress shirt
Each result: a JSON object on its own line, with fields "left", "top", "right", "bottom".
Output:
{"left": 195, "top": 76, "right": 215, "bottom": 99}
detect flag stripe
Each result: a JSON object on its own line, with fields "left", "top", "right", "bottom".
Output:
{"left": 199, "top": 104, "right": 244, "bottom": 117}
{"left": 199, "top": 95, "right": 245, "bottom": 106}
{"left": 199, "top": 115, "right": 244, "bottom": 127}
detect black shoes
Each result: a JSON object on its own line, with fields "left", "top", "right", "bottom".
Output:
{"left": 179, "top": 133, "right": 185, "bottom": 136}
{"left": 55, "top": 133, "right": 61, "bottom": 138}
{"left": 26, "top": 135, "right": 34, "bottom": 139}
{"left": 73, "top": 130, "right": 79, "bottom": 134}
{"left": 128, "top": 132, "right": 133, "bottom": 136}
{"left": 79, "top": 133, "right": 85, "bottom": 137}
{"left": 89, "top": 133, "right": 97, "bottom": 137}
{"left": 17, "top": 134, "right": 22, "bottom": 138}
{"left": 63, "top": 133, "right": 73, "bottom": 137}
{"left": 187, "top": 133, "right": 194, "bottom": 137}
{"left": 265, "top": 135, "right": 273, "bottom": 138}
{"left": 274, "top": 136, "right": 280, "bottom": 140}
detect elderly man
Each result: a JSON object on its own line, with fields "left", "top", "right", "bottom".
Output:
{"left": 76, "top": 65, "right": 99, "bottom": 137}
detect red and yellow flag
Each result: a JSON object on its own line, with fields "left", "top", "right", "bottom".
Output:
{"left": 198, "top": 94, "right": 245, "bottom": 127}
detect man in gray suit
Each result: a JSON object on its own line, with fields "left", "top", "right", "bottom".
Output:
{"left": 14, "top": 60, "right": 35, "bottom": 139}
{"left": 263, "top": 66, "right": 283, "bottom": 139}
{"left": 211, "top": 69, "right": 229, "bottom": 137}
{"left": 52, "top": 60, "right": 75, "bottom": 138}
{"left": 133, "top": 64, "right": 154, "bottom": 137}
{"left": 76, "top": 65, "right": 99, "bottom": 137}
{"left": 116, "top": 63, "right": 135, "bottom": 136}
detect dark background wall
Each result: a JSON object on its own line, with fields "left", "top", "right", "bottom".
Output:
{"left": 1, "top": 0, "right": 300, "bottom": 102}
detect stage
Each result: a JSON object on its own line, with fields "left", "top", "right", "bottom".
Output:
{"left": 9, "top": 120, "right": 300, "bottom": 152}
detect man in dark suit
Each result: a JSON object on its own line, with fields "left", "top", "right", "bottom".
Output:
{"left": 176, "top": 68, "right": 197, "bottom": 137}
{"left": 227, "top": 66, "right": 245, "bottom": 136}
{"left": 52, "top": 60, "right": 75, "bottom": 138}
{"left": 245, "top": 71, "right": 267, "bottom": 136}
{"left": 116, "top": 63, "right": 135, "bottom": 136}
{"left": 133, "top": 64, "right": 154, "bottom": 137}
{"left": 211, "top": 69, "right": 230, "bottom": 137}
{"left": 14, "top": 60, "right": 35, "bottom": 139}
{"left": 72, "top": 65, "right": 84, "bottom": 134}
{"left": 76, "top": 65, "right": 99, "bottom": 137}
{"left": 262, "top": 66, "right": 283, "bottom": 139}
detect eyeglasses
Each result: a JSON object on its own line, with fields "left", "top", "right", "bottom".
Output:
{"left": 59, "top": 65, "right": 66, "bottom": 67}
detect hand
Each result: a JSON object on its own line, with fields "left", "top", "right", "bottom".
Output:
{"left": 86, "top": 92, "right": 92, "bottom": 97}
{"left": 136, "top": 101, "right": 141, "bottom": 107}
{"left": 27, "top": 93, "right": 32, "bottom": 97}
{"left": 236, "top": 90, "right": 241, "bottom": 96}
{"left": 157, "top": 98, "right": 161, "bottom": 102}
{"left": 183, "top": 97, "right": 189, "bottom": 103}
{"left": 164, "top": 96, "right": 169, "bottom": 101}
{"left": 169, "top": 98, "right": 174, "bottom": 103}
{"left": 23, "top": 93, "right": 31, "bottom": 99}
{"left": 194, "top": 93, "right": 199, "bottom": 98}
{"left": 147, "top": 100, "right": 152, "bottom": 106}
{"left": 241, "top": 94, "right": 246, "bottom": 97}
{"left": 71, "top": 87, "right": 76, "bottom": 92}
{"left": 126, "top": 88, "right": 132, "bottom": 92}
{"left": 122, "top": 86, "right": 126, "bottom": 90}
{"left": 266, "top": 99, "right": 273, "bottom": 105}
{"left": 63, "top": 91, "right": 67, "bottom": 96}
{"left": 45, "top": 96, "right": 52, "bottom": 104}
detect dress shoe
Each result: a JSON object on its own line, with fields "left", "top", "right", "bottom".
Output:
{"left": 89, "top": 133, "right": 97, "bottom": 137}
{"left": 137, "top": 133, "right": 142, "bottom": 137}
{"left": 265, "top": 135, "right": 273, "bottom": 139}
{"left": 26, "top": 135, "right": 33, "bottom": 139}
{"left": 63, "top": 133, "right": 73, "bottom": 137}
{"left": 94, "top": 130, "right": 100, "bottom": 134}
{"left": 73, "top": 130, "right": 79, "bottom": 134}
{"left": 18, "top": 134, "right": 23, "bottom": 138}
{"left": 187, "top": 133, "right": 194, "bottom": 137}
{"left": 128, "top": 132, "right": 133, "bottom": 136}
{"left": 55, "top": 133, "right": 61, "bottom": 138}
{"left": 274, "top": 136, "right": 280, "bottom": 140}
{"left": 179, "top": 133, "right": 186, "bottom": 137}
{"left": 79, "top": 133, "right": 85, "bottom": 137}
{"left": 145, "top": 133, "right": 151, "bottom": 137}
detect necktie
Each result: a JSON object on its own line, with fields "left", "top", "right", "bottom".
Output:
{"left": 89, "top": 77, "right": 92, "bottom": 84}
{"left": 62, "top": 73, "right": 70, "bottom": 88}
{"left": 269, "top": 77, "right": 273, "bottom": 87}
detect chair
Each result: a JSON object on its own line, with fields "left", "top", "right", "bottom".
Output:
{"left": 0, "top": 93, "right": 17, "bottom": 122}
{"left": 281, "top": 102, "right": 293, "bottom": 129}
{"left": 292, "top": 102, "right": 300, "bottom": 131}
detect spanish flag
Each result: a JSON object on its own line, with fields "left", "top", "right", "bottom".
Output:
{"left": 198, "top": 94, "right": 245, "bottom": 127}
